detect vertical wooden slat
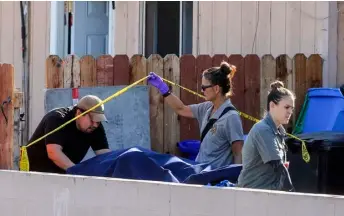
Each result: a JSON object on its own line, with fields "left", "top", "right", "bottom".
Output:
{"left": 80, "top": 55, "right": 96, "bottom": 87}
{"left": 260, "top": 54, "right": 276, "bottom": 118}
{"left": 113, "top": 55, "right": 130, "bottom": 85}
{"left": 63, "top": 55, "right": 81, "bottom": 88}
{"left": 212, "top": 2, "right": 227, "bottom": 54}
{"left": 306, "top": 54, "right": 323, "bottom": 89}
{"left": 293, "top": 54, "right": 307, "bottom": 122}
{"left": 163, "top": 54, "right": 180, "bottom": 154}
{"left": 271, "top": 2, "right": 286, "bottom": 57}
{"left": 147, "top": 54, "right": 164, "bottom": 153}
{"left": 226, "top": 1, "right": 242, "bottom": 54}
{"left": 212, "top": 54, "right": 229, "bottom": 67}
{"left": 276, "top": 54, "right": 293, "bottom": 90}
{"left": 286, "top": 1, "right": 301, "bottom": 57}
{"left": 45, "top": 55, "right": 63, "bottom": 89}
{"left": 228, "top": 55, "right": 245, "bottom": 123}
{"left": 0, "top": 64, "right": 14, "bottom": 169}
{"left": 180, "top": 55, "right": 198, "bottom": 141}
{"left": 96, "top": 55, "right": 114, "bottom": 86}
{"left": 243, "top": 55, "right": 261, "bottom": 133}
{"left": 276, "top": 54, "right": 294, "bottom": 131}
{"left": 130, "top": 55, "right": 147, "bottom": 85}
{"left": 196, "top": 55, "right": 212, "bottom": 101}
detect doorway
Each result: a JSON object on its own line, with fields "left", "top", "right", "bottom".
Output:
{"left": 144, "top": 1, "right": 193, "bottom": 58}
{"left": 50, "top": 1, "right": 114, "bottom": 58}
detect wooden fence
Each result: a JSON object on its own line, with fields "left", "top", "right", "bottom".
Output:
{"left": 0, "top": 63, "right": 23, "bottom": 169}
{"left": 45, "top": 54, "right": 323, "bottom": 155}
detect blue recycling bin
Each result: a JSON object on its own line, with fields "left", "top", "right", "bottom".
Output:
{"left": 302, "top": 88, "right": 344, "bottom": 133}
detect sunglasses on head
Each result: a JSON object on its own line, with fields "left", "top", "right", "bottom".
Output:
{"left": 201, "top": 84, "right": 214, "bottom": 91}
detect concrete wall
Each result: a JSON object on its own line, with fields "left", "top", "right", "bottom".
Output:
{"left": 1, "top": 170, "right": 344, "bottom": 216}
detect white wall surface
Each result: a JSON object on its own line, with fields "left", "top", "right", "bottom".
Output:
{"left": 193, "top": 1, "right": 337, "bottom": 87}
{"left": 0, "top": 170, "right": 343, "bottom": 216}
{"left": 29, "top": 1, "right": 50, "bottom": 136}
{"left": 0, "top": 1, "right": 23, "bottom": 90}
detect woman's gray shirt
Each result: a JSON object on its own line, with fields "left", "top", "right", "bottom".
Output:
{"left": 189, "top": 99, "right": 244, "bottom": 168}
{"left": 237, "top": 113, "right": 290, "bottom": 190}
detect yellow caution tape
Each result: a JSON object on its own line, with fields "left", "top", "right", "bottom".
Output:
{"left": 20, "top": 74, "right": 310, "bottom": 172}
{"left": 19, "top": 76, "right": 149, "bottom": 171}
{"left": 162, "top": 77, "right": 310, "bottom": 163}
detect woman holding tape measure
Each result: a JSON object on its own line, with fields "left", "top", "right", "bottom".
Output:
{"left": 148, "top": 61, "right": 244, "bottom": 168}
{"left": 237, "top": 81, "right": 294, "bottom": 191}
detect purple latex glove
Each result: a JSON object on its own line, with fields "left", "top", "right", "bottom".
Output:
{"left": 147, "top": 72, "right": 169, "bottom": 95}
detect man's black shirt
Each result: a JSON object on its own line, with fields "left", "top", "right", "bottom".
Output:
{"left": 27, "top": 106, "right": 109, "bottom": 174}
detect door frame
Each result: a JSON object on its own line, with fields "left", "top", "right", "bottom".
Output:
{"left": 50, "top": 1, "right": 114, "bottom": 57}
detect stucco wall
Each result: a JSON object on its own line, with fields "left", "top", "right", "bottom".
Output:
{"left": 0, "top": 170, "right": 343, "bottom": 216}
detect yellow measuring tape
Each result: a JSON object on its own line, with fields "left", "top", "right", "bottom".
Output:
{"left": 19, "top": 76, "right": 150, "bottom": 171}
{"left": 161, "top": 78, "right": 310, "bottom": 163}
{"left": 19, "top": 75, "right": 310, "bottom": 171}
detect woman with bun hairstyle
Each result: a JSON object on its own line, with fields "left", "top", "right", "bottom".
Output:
{"left": 237, "top": 80, "right": 294, "bottom": 191}
{"left": 147, "top": 61, "right": 244, "bottom": 168}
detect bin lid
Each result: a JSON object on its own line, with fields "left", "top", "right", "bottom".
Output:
{"left": 286, "top": 131, "right": 344, "bottom": 149}
{"left": 308, "top": 88, "right": 344, "bottom": 98}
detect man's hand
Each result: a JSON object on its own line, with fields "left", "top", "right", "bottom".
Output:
{"left": 46, "top": 144, "right": 75, "bottom": 170}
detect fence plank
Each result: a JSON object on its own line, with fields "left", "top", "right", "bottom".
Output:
{"left": 306, "top": 54, "right": 323, "bottom": 89}
{"left": 0, "top": 64, "right": 14, "bottom": 169}
{"left": 276, "top": 54, "right": 293, "bottom": 90}
{"left": 80, "top": 55, "right": 96, "bottom": 87}
{"left": 163, "top": 54, "right": 180, "bottom": 154}
{"left": 228, "top": 55, "right": 245, "bottom": 125}
{"left": 63, "top": 55, "right": 81, "bottom": 88}
{"left": 260, "top": 55, "right": 276, "bottom": 118}
{"left": 276, "top": 54, "right": 294, "bottom": 131}
{"left": 243, "top": 55, "right": 261, "bottom": 133}
{"left": 130, "top": 55, "right": 147, "bottom": 85}
{"left": 96, "top": 55, "right": 114, "bottom": 86}
{"left": 113, "top": 55, "right": 130, "bottom": 85}
{"left": 147, "top": 54, "right": 164, "bottom": 153}
{"left": 212, "top": 54, "right": 229, "bottom": 66}
{"left": 180, "top": 55, "right": 198, "bottom": 141}
{"left": 196, "top": 55, "right": 212, "bottom": 100}
{"left": 293, "top": 54, "right": 307, "bottom": 122}
{"left": 46, "top": 55, "right": 63, "bottom": 89}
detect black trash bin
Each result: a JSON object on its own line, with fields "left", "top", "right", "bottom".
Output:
{"left": 286, "top": 131, "right": 344, "bottom": 195}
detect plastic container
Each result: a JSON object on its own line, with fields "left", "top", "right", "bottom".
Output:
{"left": 177, "top": 140, "right": 201, "bottom": 160}
{"left": 287, "top": 131, "right": 344, "bottom": 195}
{"left": 302, "top": 88, "right": 344, "bottom": 133}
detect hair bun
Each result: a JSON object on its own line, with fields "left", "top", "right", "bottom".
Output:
{"left": 270, "top": 80, "right": 284, "bottom": 90}
{"left": 220, "top": 61, "right": 231, "bottom": 76}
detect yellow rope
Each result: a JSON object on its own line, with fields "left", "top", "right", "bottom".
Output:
{"left": 19, "top": 75, "right": 310, "bottom": 172}
{"left": 20, "top": 76, "right": 149, "bottom": 171}
{"left": 162, "top": 77, "right": 310, "bottom": 163}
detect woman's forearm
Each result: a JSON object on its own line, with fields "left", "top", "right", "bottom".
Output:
{"left": 164, "top": 94, "right": 193, "bottom": 118}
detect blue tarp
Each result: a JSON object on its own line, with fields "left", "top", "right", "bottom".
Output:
{"left": 66, "top": 147, "right": 242, "bottom": 185}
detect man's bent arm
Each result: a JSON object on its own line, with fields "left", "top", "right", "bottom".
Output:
{"left": 46, "top": 144, "right": 75, "bottom": 170}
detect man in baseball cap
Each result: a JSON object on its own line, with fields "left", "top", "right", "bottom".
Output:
{"left": 77, "top": 95, "right": 108, "bottom": 123}
{"left": 26, "top": 94, "right": 111, "bottom": 174}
